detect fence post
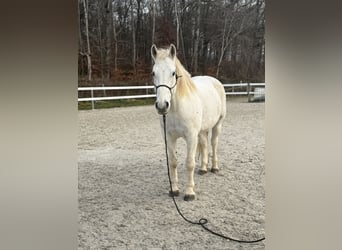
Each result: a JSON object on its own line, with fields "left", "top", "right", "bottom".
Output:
{"left": 102, "top": 83, "right": 106, "bottom": 97}
{"left": 247, "top": 82, "right": 251, "bottom": 102}
{"left": 91, "top": 89, "right": 94, "bottom": 110}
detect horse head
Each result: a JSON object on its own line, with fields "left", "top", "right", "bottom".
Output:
{"left": 151, "top": 44, "right": 178, "bottom": 115}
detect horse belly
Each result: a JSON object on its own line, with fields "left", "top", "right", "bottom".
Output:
{"left": 192, "top": 76, "right": 224, "bottom": 131}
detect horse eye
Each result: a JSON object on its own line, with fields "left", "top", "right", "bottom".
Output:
{"left": 152, "top": 71, "right": 155, "bottom": 77}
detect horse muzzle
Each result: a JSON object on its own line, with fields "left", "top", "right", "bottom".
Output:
{"left": 155, "top": 101, "right": 170, "bottom": 115}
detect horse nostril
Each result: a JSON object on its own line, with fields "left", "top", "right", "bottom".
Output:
{"left": 155, "top": 101, "right": 158, "bottom": 109}
{"left": 165, "top": 101, "right": 170, "bottom": 109}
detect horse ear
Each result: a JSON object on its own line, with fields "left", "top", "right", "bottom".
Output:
{"left": 151, "top": 44, "right": 157, "bottom": 61}
{"left": 169, "top": 44, "right": 176, "bottom": 59}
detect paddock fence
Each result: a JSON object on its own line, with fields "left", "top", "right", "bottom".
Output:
{"left": 78, "top": 83, "right": 265, "bottom": 109}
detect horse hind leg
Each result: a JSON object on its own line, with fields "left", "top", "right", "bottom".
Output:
{"left": 198, "top": 130, "right": 209, "bottom": 175}
{"left": 211, "top": 118, "right": 224, "bottom": 173}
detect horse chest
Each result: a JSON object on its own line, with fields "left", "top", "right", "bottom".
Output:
{"left": 165, "top": 111, "right": 201, "bottom": 138}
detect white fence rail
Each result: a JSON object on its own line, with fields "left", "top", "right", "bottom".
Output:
{"left": 78, "top": 83, "right": 265, "bottom": 109}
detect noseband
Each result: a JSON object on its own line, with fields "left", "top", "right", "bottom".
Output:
{"left": 154, "top": 82, "right": 177, "bottom": 93}
{"left": 154, "top": 75, "right": 182, "bottom": 94}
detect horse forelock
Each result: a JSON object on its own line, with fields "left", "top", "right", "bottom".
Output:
{"left": 154, "top": 48, "right": 170, "bottom": 60}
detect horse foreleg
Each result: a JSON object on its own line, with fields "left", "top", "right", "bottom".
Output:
{"left": 184, "top": 134, "right": 198, "bottom": 201}
{"left": 167, "top": 136, "right": 179, "bottom": 197}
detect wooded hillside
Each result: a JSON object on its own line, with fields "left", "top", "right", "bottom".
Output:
{"left": 78, "top": 0, "right": 265, "bottom": 85}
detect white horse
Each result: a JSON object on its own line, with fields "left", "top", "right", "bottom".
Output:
{"left": 151, "top": 44, "right": 226, "bottom": 201}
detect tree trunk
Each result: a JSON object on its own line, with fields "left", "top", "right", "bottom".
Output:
{"left": 216, "top": 9, "right": 238, "bottom": 79}
{"left": 179, "top": 0, "right": 185, "bottom": 62}
{"left": 105, "top": 0, "right": 113, "bottom": 80}
{"left": 179, "top": 6, "right": 187, "bottom": 68}
{"left": 112, "top": 2, "right": 118, "bottom": 72}
{"left": 130, "top": 0, "right": 136, "bottom": 75}
{"left": 96, "top": 1, "right": 104, "bottom": 82}
{"left": 78, "top": 0, "right": 84, "bottom": 76}
{"left": 152, "top": 0, "right": 155, "bottom": 44}
{"left": 82, "top": 0, "right": 92, "bottom": 81}
{"left": 193, "top": 0, "right": 201, "bottom": 73}
{"left": 136, "top": 0, "right": 141, "bottom": 61}
{"left": 174, "top": 0, "right": 179, "bottom": 49}
{"left": 216, "top": 14, "right": 228, "bottom": 78}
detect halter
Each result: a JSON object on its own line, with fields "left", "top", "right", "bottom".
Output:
{"left": 154, "top": 75, "right": 182, "bottom": 94}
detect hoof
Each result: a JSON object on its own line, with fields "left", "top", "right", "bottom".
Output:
{"left": 184, "top": 194, "right": 195, "bottom": 201}
{"left": 198, "top": 169, "right": 208, "bottom": 175}
{"left": 211, "top": 168, "right": 219, "bottom": 174}
{"left": 169, "top": 190, "right": 180, "bottom": 197}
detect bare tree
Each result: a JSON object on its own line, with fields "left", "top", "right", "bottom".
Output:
{"left": 104, "top": 0, "right": 113, "bottom": 80}
{"left": 130, "top": 0, "right": 136, "bottom": 74}
{"left": 78, "top": 0, "right": 265, "bottom": 83}
{"left": 80, "top": 0, "right": 92, "bottom": 81}
{"left": 112, "top": 0, "right": 119, "bottom": 72}
{"left": 216, "top": 10, "right": 234, "bottom": 78}
{"left": 192, "top": 0, "right": 201, "bottom": 73}
{"left": 96, "top": 0, "right": 104, "bottom": 81}
{"left": 216, "top": 2, "right": 249, "bottom": 78}
{"left": 152, "top": 0, "right": 156, "bottom": 44}
{"left": 174, "top": 0, "right": 180, "bottom": 49}
{"left": 78, "top": 0, "right": 85, "bottom": 76}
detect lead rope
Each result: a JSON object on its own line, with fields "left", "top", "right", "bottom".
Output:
{"left": 162, "top": 114, "right": 265, "bottom": 244}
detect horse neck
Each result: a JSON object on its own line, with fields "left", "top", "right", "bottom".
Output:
{"left": 169, "top": 58, "right": 197, "bottom": 112}
{"left": 177, "top": 61, "right": 194, "bottom": 90}
{"left": 170, "top": 78, "right": 196, "bottom": 113}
